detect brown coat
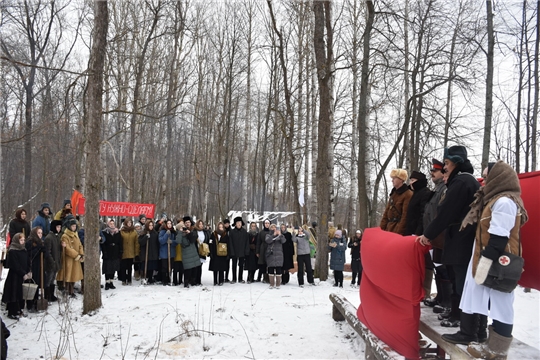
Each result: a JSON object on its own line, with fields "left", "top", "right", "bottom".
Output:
{"left": 56, "top": 229, "right": 84, "bottom": 283}
{"left": 121, "top": 229, "right": 140, "bottom": 259}
{"left": 472, "top": 196, "right": 522, "bottom": 277}
{"left": 380, "top": 185, "right": 413, "bottom": 235}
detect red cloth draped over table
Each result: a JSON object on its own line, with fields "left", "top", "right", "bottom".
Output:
{"left": 518, "top": 171, "right": 540, "bottom": 291}
{"left": 357, "top": 227, "right": 429, "bottom": 359}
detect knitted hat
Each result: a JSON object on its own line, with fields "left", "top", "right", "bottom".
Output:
{"left": 335, "top": 230, "right": 342, "bottom": 237}
{"left": 63, "top": 199, "right": 72, "bottom": 207}
{"left": 410, "top": 170, "right": 426, "bottom": 180}
{"left": 139, "top": 214, "right": 146, "bottom": 221}
{"left": 390, "top": 168, "right": 408, "bottom": 181}
{"left": 223, "top": 218, "right": 230, "bottom": 224}
{"left": 444, "top": 146, "right": 467, "bottom": 164}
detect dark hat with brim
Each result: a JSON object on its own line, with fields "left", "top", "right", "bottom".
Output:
{"left": 431, "top": 158, "right": 445, "bottom": 173}
{"left": 233, "top": 216, "right": 245, "bottom": 226}
{"left": 410, "top": 170, "right": 426, "bottom": 180}
{"left": 444, "top": 146, "right": 467, "bottom": 164}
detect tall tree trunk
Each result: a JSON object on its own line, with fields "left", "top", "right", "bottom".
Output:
{"left": 482, "top": 0, "right": 494, "bottom": 170}
{"left": 358, "top": 0, "right": 374, "bottom": 230}
{"left": 127, "top": 2, "right": 160, "bottom": 201}
{"left": 532, "top": 0, "right": 539, "bottom": 171}
{"left": 83, "top": 0, "right": 108, "bottom": 315}
{"left": 313, "top": 0, "right": 334, "bottom": 281}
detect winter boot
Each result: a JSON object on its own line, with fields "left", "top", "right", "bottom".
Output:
{"left": 105, "top": 282, "right": 111, "bottom": 290}
{"left": 134, "top": 270, "right": 141, "bottom": 281}
{"left": 275, "top": 275, "right": 282, "bottom": 289}
{"left": 268, "top": 275, "right": 275, "bottom": 289}
{"left": 442, "top": 312, "right": 479, "bottom": 345}
{"left": 467, "top": 326, "right": 513, "bottom": 360}
{"left": 49, "top": 284, "right": 58, "bottom": 302}
{"left": 423, "top": 268, "right": 434, "bottom": 301}
{"left": 477, "top": 314, "right": 488, "bottom": 342}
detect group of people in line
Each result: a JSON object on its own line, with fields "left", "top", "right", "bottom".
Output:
{"left": 379, "top": 145, "right": 527, "bottom": 359}
{"left": 1, "top": 198, "right": 364, "bottom": 323}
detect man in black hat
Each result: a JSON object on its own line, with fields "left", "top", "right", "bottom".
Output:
{"left": 228, "top": 217, "right": 250, "bottom": 283}
{"left": 417, "top": 146, "right": 482, "bottom": 334}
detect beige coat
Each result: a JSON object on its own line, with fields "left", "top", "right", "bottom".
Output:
{"left": 57, "top": 229, "right": 84, "bottom": 283}
{"left": 121, "top": 229, "right": 140, "bottom": 259}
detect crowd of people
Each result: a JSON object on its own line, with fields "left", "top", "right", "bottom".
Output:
{"left": 2, "top": 145, "right": 526, "bottom": 360}
{"left": 1, "top": 200, "right": 364, "bottom": 322}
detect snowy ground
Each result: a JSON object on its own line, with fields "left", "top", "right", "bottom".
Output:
{"left": 1, "top": 262, "right": 538, "bottom": 360}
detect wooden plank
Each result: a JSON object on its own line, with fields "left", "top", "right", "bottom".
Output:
{"left": 420, "top": 306, "right": 540, "bottom": 360}
{"left": 419, "top": 311, "right": 473, "bottom": 359}
{"left": 329, "top": 293, "right": 403, "bottom": 360}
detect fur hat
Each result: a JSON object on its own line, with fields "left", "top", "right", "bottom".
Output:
{"left": 65, "top": 217, "right": 78, "bottom": 229}
{"left": 335, "top": 230, "right": 343, "bottom": 238}
{"left": 39, "top": 202, "right": 51, "bottom": 212}
{"left": 444, "top": 145, "right": 467, "bottom": 164}
{"left": 50, "top": 220, "right": 63, "bottom": 234}
{"left": 390, "top": 168, "right": 408, "bottom": 181}
{"left": 233, "top": 216, "right": 245, "bottom": 226}
{"left": 183, "top": 215, "right": 193, "bottom": 224}
{"left": 410, "top": 170, "right": 426, "bottom": 180}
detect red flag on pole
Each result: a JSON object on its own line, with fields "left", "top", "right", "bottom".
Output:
{"left": 71, "top": 190, "right": 85, "bottom": 216}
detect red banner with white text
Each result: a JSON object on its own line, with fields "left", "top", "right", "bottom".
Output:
{"left": 99, "top": 201, "right": 155, "bottom": 219}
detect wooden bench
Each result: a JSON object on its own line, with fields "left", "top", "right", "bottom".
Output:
{"left": 330, "top": 293, "right": 540, "bottom": 359}
{"left": 329, "top": 293, "right": 403, "bottom": 360}
{"left": 420, "top": 305, "right": 540, "bottom": 360}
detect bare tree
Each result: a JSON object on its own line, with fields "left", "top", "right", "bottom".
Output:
{"left": 482, "top": 0, "right": 494, "bottom": 170}
{"left": 313, "top": 0, "right": 334, "bottom": 281}
{"left": 83, "top": 0, "right": 108, "bottom": 314}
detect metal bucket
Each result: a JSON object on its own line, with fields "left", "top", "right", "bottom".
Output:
{"left": 22, "top": 281, "right": 38, "bottom": 300}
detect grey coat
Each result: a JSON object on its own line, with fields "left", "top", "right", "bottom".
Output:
{"left": 180, "top": 231, "right": 201, "bottom": 270}
{"left": 265, "top": 233, "right": 286, "bottom": 268}
{"left": 293, "top": 234, "right": 311, "bottom": 256}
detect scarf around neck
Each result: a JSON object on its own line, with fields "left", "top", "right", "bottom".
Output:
{"left": 461, "top": 160, "right": 528, "bottom": 230}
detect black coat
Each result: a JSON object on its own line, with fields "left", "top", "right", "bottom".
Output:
{"left": 282, "top": 231, "right": 295, "bottom": 270}
{"left": 44, "top": 231, "right": 62, "bottom": 273}
{"left": 207, "top": 231, "right": 229, "bottom": 272}
{"left": 101, "top": 230, "right": 123, "bottom": 261}
{"left": 246, "top": 232, "right": 258, "bottom": 271}
{"left": 256, "top": 228, "right": 271, "bottom": 265}
{"left": 25, "top": 235, "right": 48, "bottom": 287}
{"left": 1, "top": 247, "right": 28, "bottom": 304}
{"left": 405, "top": 183, "right": 432, "bottom": 235}
{"left": 8, "top": 219, "right": 31, "bottom": 241}
{"left": 424, "top": 161, "right": 480, "bottom": 265}
{"left": 138, "top": 230, "right": 160, "bottom": 262}
{"left": 228, "top": 226, "right": 250, "bottom": 258}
